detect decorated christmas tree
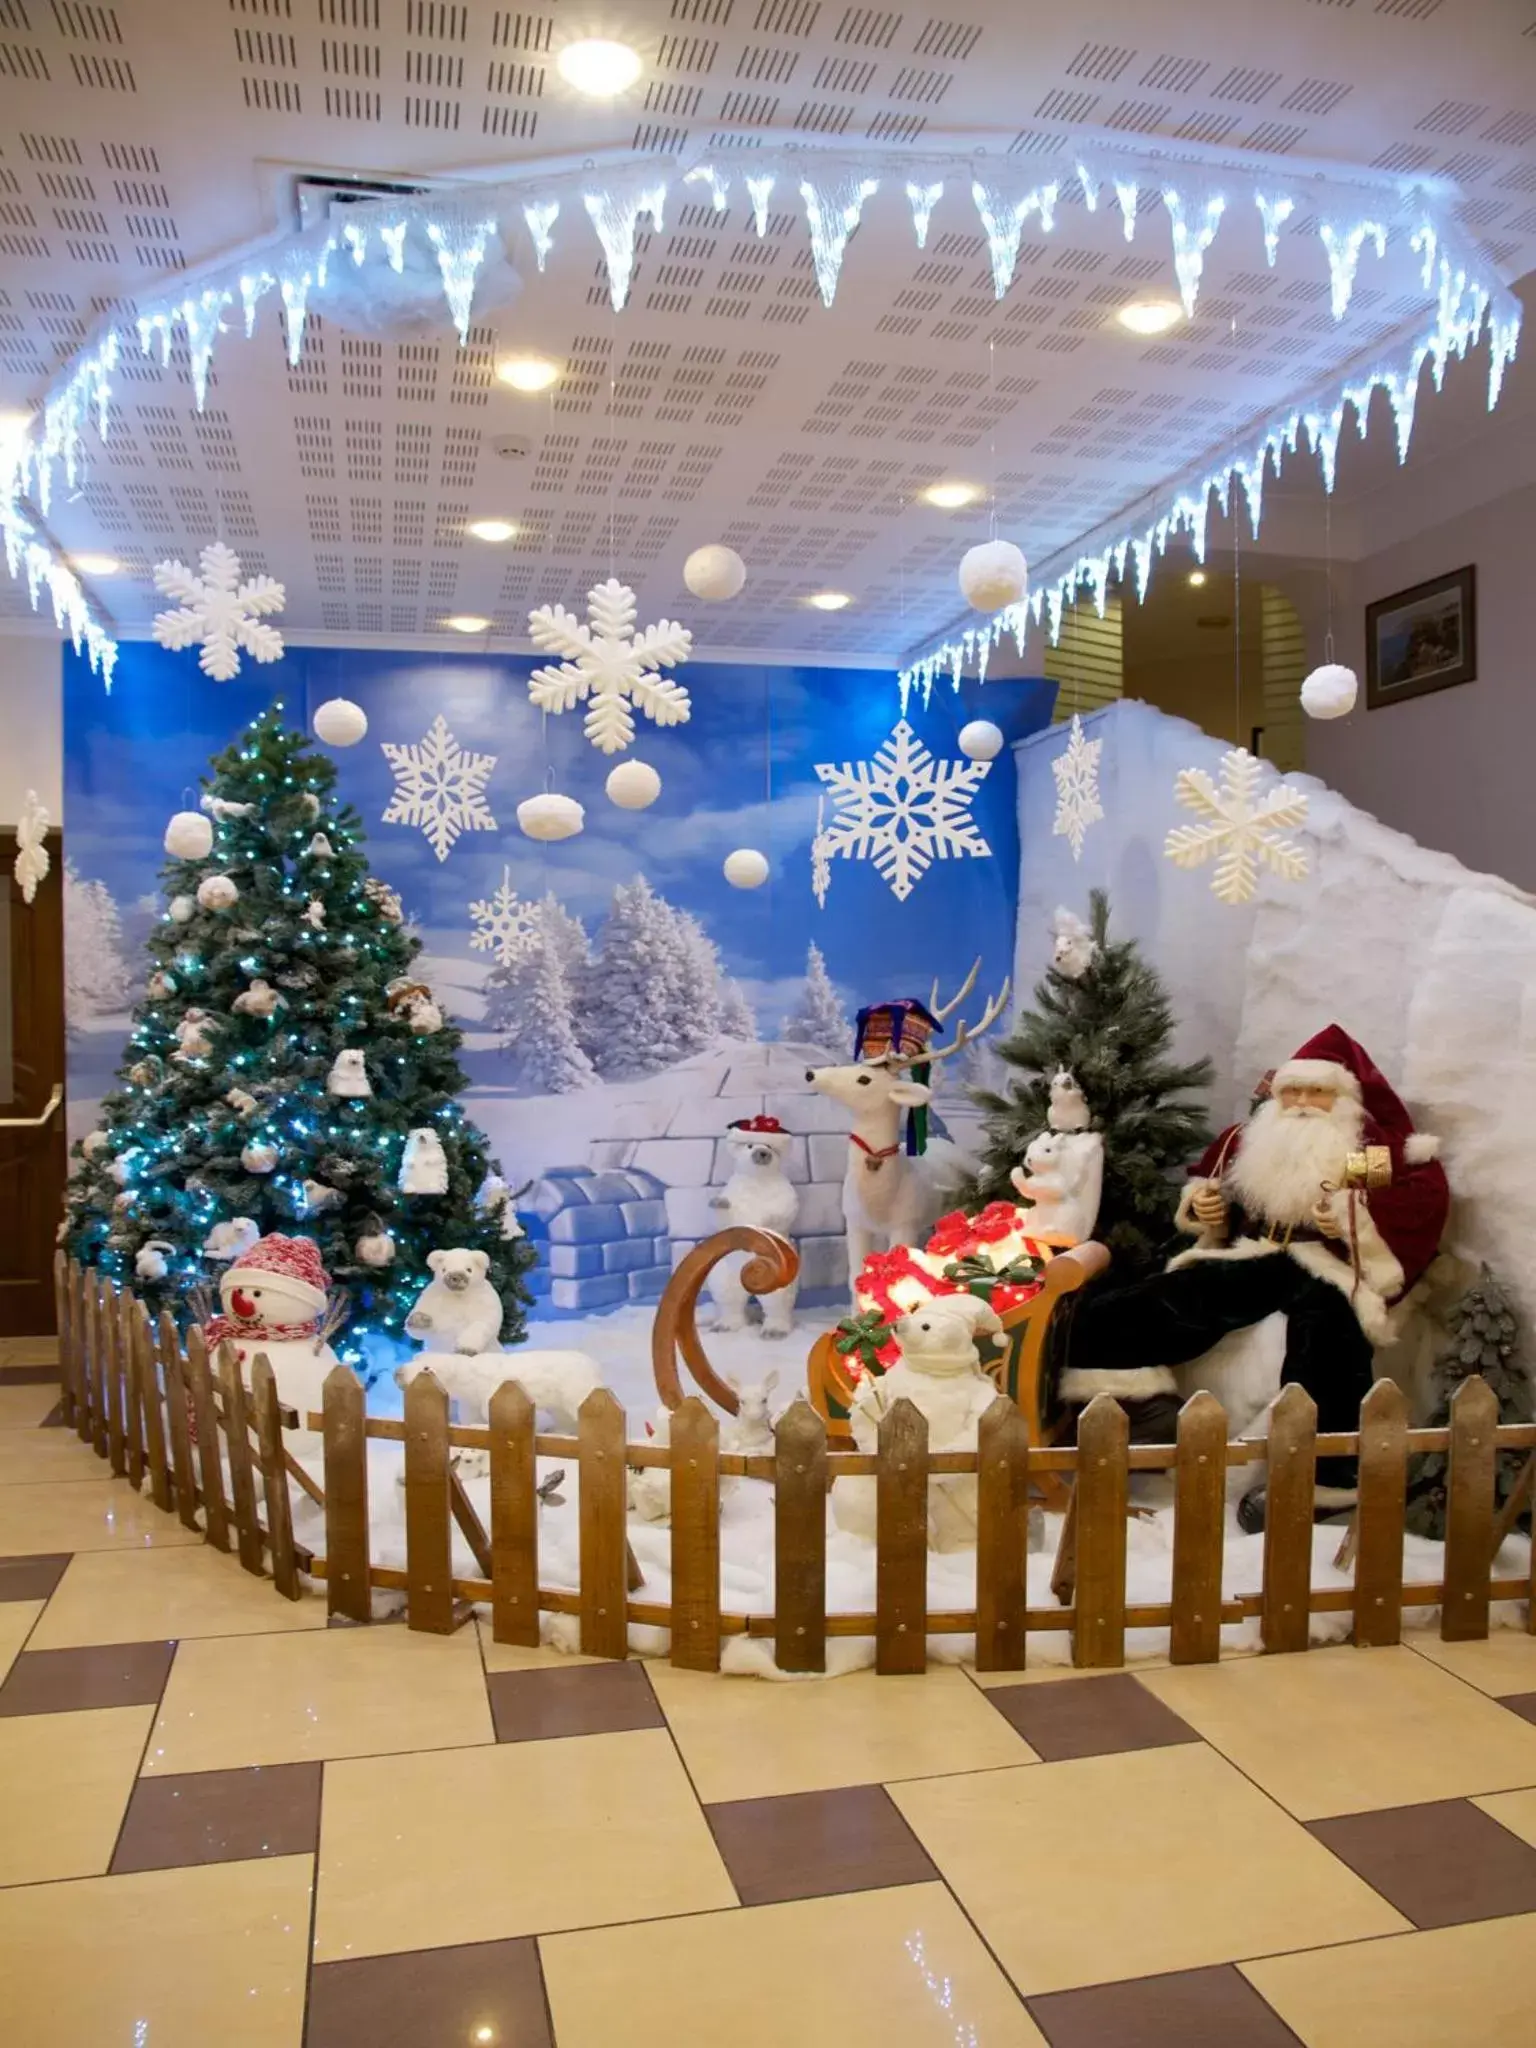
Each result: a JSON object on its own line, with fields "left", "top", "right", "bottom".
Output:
{"left": 62, "top": 706, "right": 537, "bottom": 1357}
{"left": 1405, "top": 1267, "right": 1531, "bottom": 1541}
{"left": 961, "top": 890, "right": 1211, "bottom": 1274}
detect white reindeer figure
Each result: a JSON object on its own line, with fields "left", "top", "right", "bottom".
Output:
{"left": 805, "top": 961, "right": 1010, "bottom": 1299}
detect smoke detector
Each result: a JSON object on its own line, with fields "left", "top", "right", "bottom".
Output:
{"left": 492, "top": 436, "right": 531, "bottom": 462}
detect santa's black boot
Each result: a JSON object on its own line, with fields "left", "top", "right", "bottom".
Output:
{"left": 1237, "top": 1479, "right": 1359, "bottom": 1535}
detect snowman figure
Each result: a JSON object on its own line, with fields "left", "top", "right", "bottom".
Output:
{"left": 205, "top": 1234, "right": 339, "bottom": 1442}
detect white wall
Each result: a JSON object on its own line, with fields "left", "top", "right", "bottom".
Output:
{"left": 0, "top": 630, "right": 62, "bottom": 823}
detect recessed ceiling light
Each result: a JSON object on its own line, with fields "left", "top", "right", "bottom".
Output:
{"left": 443, "top": 614, "right": 492, "bottom": 634}
{"left": 1187, "top": 570, "right": 1207, "bottom": 588}
{"left": 495, "top": 354, "right": 560, "bottom": 393}
{"left": 0, "top": 407, "right": 32, "bottom": 439}
{"left": 807, "top": 591, "right": 852, "bottom": 612}
{"left": 70, "top": 553, "right": 121, "bottom": 576}
{"left": 922, "top": 481, "right": 980, "bottom": 510}
{"left": 1116, "top": 298, "right": 1183, "bottom": 336}
{"left": 466, "top": 518, "right": 519, "bottom": 543}
{"left": 556, "top": 38, "right": 642, "bottom": 98}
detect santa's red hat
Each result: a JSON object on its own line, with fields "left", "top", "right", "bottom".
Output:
{"left": 1271, "top": 1024, "right": 1439, "bottom": 1165}
{"left": 221, "top": 1233, "right": 329, "bottom": 1315}
{"left": 728, "top": 1114, "right": 791, "bottom": 1152}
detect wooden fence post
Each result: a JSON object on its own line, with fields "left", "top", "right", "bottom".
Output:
{"left": 1443, "top": 1375, "right": 1498, "bottom": 1644}
{"left": 489, "top": 1381, "right": 539, "bottom": 1647}
{"left": 403, "top": 1368, "right": 454, "bottom": 1634}
{"left": 158, "top": 1312, "right": 200, "bottom": 1533}
{"left": 52, "top": 1253, "right": 76, "bottom": 1431}
{"left": 876, "top": 1396, "right": 928, "bottom": 1676}
{"left": 134, "top": 1307, "right": 172, "bottom": 1514}
{"left": 1354, "top": 1379, "right": 1408, "bottom": 1648}
{"left": 217, "top": 1342, "right": 265, "bottom": 1578}
{"left": 98, "top": 1278, "right": 125, "bottom": 1473}
{"left": 184, "top": 1327, "right": 230, "bottom": 1552}
{"left": 669, "top": 1398, "right": 721, "bottom": 1672}
{"left": 1261, "top": 1383, "right": 1317, "bottom": 1654}
{"left": 1170, "top": 1391, "right": 1227, "bottom": 1666}
{"left": 250, "top": 1357, "right": 301, "bottom": 1601}
{"left": 322, "top": 1366, "right": 372, "bottom": 1624}
{"left": 1074, "top": 1394, "right": 1129, "bottom": 1670}
{"left": 774, "top": 1397, "right": 827, "bottom": 1675}
{"left": 975, "top": 1396, "right": 1030, "bottom": 1674}
{"left": 578, "top": 1388, "right": 629, "bottom": 1660}
{"left": 118, "top": 1290, "right": 145, "bottom": 1488}
{"left": 71, "top": 1262, "right": 94, "bottom": 1445}
{"left": 89, "top": 1276, "right": 110, "bottom": 1458}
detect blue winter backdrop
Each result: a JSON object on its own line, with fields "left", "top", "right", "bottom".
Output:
{"left": 63, "top": 640, "right": 1054, "bottom": 1309}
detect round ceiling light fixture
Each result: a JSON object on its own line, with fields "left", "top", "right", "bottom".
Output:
{"left": 70, "top": 553, "right": 121, "bottom": 576}
{"left": 1116, "top": 298, "right": 1183, "bottom": 336}
{"left": 466, "top": 518, "right": 519, "bottom": 543}
{"left": 495, "top": 355, "right": 561, "bottom": 393}
{"left": 806, "top": 591, "right": 852, "bottom": 612}
{"left": 922, "top": 481, "right": 981, "bottom": 510}
{"left": 1187, "top": 570, "right": 1208, "bottom": 588}
{"left": 443, "top": 614, "right": 492, "bottom": 635}
{"left": 556, "top": 38, "right": 642, "bottom": 98}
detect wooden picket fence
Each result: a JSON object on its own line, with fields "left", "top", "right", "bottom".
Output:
{"left": 54, "top": 1254, "right": 1536, "bottom": 1673}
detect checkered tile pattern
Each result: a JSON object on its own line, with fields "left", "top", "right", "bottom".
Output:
{"left": 5, "top": 1336, "right": 1536, "bottom": 2045}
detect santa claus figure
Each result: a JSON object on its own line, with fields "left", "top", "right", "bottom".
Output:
{"left": 1062, "top": 1025, "right": 1449, "bottom": 1527}
{"left": 204, "top": 1233, "right": 340, "bottom": 1431}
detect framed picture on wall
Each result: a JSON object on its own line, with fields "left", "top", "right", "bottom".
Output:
{"left": 1365, "top": 565, "right": 1477, "bottom": 710}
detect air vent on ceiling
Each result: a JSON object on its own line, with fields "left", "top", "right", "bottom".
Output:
{"left": 294, "top": 172, "right": 432, "bottom": 229}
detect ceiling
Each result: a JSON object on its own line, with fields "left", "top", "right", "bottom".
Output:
{"left": 2, "top": 0, "right": 1534, "bottom": 668}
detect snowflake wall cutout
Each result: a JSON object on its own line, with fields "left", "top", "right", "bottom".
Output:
{"left": 1164, "top": 747, "right": 1310, "bottom": 905}
{"left": 814, "top": 720, "right": 992, "bottom": 904}
{"left": 1051, "top": 714, "right": 1104, "bottom": 862}
{"left": 381, "top": 715, "right": 498, "bottom": 862}
{"left": 150, "top": 542, "right": 285, "bottom": 682}
{"left": 468, "top": 867, "right": 540, "bottom": 966}
{"left": 527, "top": 577, "right": 693, "bottom": 755}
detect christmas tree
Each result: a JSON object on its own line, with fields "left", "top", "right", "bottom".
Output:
{"left": 719, "top": 978, "right": 757, "bottom": 1041}
{"left": 780, "top": 941, "right": 853, "bottom": 1056}
{"left": 62, "top": 706, "right": 537, "bottom": 1357}
{"left": 1405, "top": 1267, "right": 1531, "bottom": 1542}
{"left": 961, "top": 890, "right": 1212, "bottom": 1274}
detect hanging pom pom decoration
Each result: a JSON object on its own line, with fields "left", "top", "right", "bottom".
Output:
{"left": 168, "top": 894, "right": 195, "bottom": 924}
{"left": 683, "top": 544, "right": 747, "bottom": 602}
{"left": 165, "top": 810, "right": 213, "bottom": 860}
{"left": 517, "top": 792, "right": 585, "bottom": 842}
{"left": 605, "top": 760, "right": 662, "bottom": 811}
{"left": 313, "top": 697, "right": 369, "bottom": 747}
{"left": 355, "top": 1222, "right": 397, "bottom": 1268}
{"left": 196, "top": 873, "right": 239, "bottom": 911}
{"left": 1300, "top": 662, "right": 1358, "bottom": 720}
{"left": 724, "top": 848, "right": 770, "bottom": 889}
{"left": 241, "top": 1139, "right": 279, "bottom": 1175}
{"left": 959, "top": 540, "right": 1028, "bottom": 613}
{"left": 958, "top": 719, "right": 1005, "bottom": 761}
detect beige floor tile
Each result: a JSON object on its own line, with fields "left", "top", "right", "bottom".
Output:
{"left": 1139, "top": 1644, "right": 1536, "bottom": 1819}
{"left": 0, "top": 1429, "right": 103, "bottom": 1484}
{"left": 31, "top": 1545, "right": 328, "bottom": 1649}
{"left": 0, "top": 1337, "right": 59, "bottom": 1368}
{"left": 648, "top": 1662, "right": 1035, "bottom": 1803}
{"left": 144, "top": 1621, "right": 493, "bottom": 1774}
{"left": 967, "top": 1655, "right": 1174, "bottom": 1691}
{"left": 0, "top": 1599, "right": 42, "bottom": 1682}
{"left": 0, "top": 1476, "right": 202, "bottom": 1556}
{"left": 0, "top": 1382, "right": 63, "bottom": 1429}
{"left": 315, "top": 1727, "right": 733, "bottom": 1960}
{"left": 543, "top": 1881, "right": 1046, "bottom": 2047}
{"left": 0, "top": 1854, "right": 312, "bottom": 2047}
{"left": 1472, "top": 1786, "right": 1536, "bottom": 1847}
{"left": 1243, "top": 1913, "right": 1536, "bottom": 2048}
{"left": 0, "top": 1705, "right": 154, "bottom": 1885}
{"left": 891, "top": 1743, "right": 1406, "bottom": 1997}
{"left": 475, "top": 1616, "right": 602, "bottom": 1671}
{"left": 1404, "top": 1625, "right": 1536, "bottom": 1697}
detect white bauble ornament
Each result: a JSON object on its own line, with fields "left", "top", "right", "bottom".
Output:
{"left": 517, "top": 792, "right": 585, "bottom": 842}
{"left": 197, "top": 873, "right": 238, "bottom": 911}
{"left": 313, "top": 697, "right": 368, "bottom": 747}
{"left": 168, "top": 894, "right": 195, "bottom": 924}
{"left": 683, "top": 543, "right": 747, "bottom": 602}
{"left": 605, "top": 760, "right": 662, "bottom": 810}
{"left": 958, "top": 719, "right": 1005, "bottom": 762}
{"left": 165, "top": 810, "right": 213, "bottom": 860}
{"left": 241, "top": 1140, "right": 278, "bottom": 1174}
{"left": 959, "top": 539, "right": 1028, "bottom": 613}
{"left": 355, "top": 1226, "right": 396, "bottom": 1268}
{"left": 723, "top": 847, "right": 770, "bottom": 889}
{"left": 327, "top": 1049, "right": 372, "bottom": 1098}
{"left": 1300, "top": 662, "right": 1358, "bottom": 720}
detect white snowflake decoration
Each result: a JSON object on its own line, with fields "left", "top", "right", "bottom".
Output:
{"left": 1051, "top": 714, "right": 1104, "bottom": 862}
{"left": 1164, "top": 747, "right": 1310, "bottom": 906}
{"left": 468, "top": 866, "right": 540, "bottom": 967}
{"left": 814, "top": 720, "right": 991, "bottom": 904}
{"left": 810, "top": 793, "right": 833, "bottom": 910}
{"left": 527, "top": 577, "right": 692, "bottom": 756}
{"left": 381, "top": 715, "right": 498, "bottom": 862}
{"left": 150, "top": 541, "right": 285, "bottom": 682}
{"left": 13, "top": 788, "right": 49, "bottom": 905}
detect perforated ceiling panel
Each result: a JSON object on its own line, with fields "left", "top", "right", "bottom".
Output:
{"left": 2, "top": 0, "right": 1534, "bottom": 662}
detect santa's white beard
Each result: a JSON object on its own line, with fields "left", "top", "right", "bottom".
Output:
{"left": 1225, "top": 1096, "right": 1362, "bottom": 1228}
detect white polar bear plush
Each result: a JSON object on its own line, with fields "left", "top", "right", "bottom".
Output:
{"left": 400, "top": 1126, "right": 449, "bottom": 1195}
{"left": 395, "top": 1348, "right": 604, "bottom": 1471}
{"left": 706, "top": 1118, "right": 800, "bottom": 1338}
{"left": 1009, "top": 1127, "right": 1104, "bottom": 1245}
{"left": 404, "top": 1249, "right": 504, "bottom": 1355}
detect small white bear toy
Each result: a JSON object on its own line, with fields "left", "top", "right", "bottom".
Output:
{"left": 173, "top": 1009, "right": 216, "bottom": 1062}
{"left": 404, "top": 1248, "right": 504, "bottom": 1355}
{"left": 706, "top": 1116, "right": 800, "bottom": 1338}
{"left": 1050, "top": 906, "right": 1098, "bottom": 981}
{"left": 233, "top": 979, "right": 285, "bottom": 1019}
{"left": 1009, "top": 1125, "right": 1104, "bottom": 1245}
{"left": 327, "top": 1049, "right": 372, "bottom": 1098}
{"left": 400, "top": 1126, "right": 449, "bottom": 1195}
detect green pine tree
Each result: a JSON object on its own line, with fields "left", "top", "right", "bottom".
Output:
{"left": 62, "top": 706, "right": 537, "bottom": 1356}
{"left": 960, "top": 889, "right": 1212, "bottom": 1275}
{"left": 1405, "top": 1267, "right": 1531, "bottom": 1542}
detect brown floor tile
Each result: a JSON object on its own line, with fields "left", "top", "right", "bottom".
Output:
{"left": 1307, "top": 1798, "right": 1536, "bottom": 1930}
{"left": 707, "top": 1783, "right": 937, "bottom": 1907}
{"left": 985, "top": 1672, "right": 1202, "bottom": 1762}
{"left": 0, "top": 1362, "right": 63, "bottom": 1385}
{"left": 486, "top": 1659, "right": 665, "bottom": 1742}
{"left": 39, "top": 1400, "right": 66, "bottom": 1428}
{"left": 306, "top": 1937, "right": 552, "bottom": 2048}
{"left": 111, "top": 1761, "right": 322, "bottom": 1874}
{"left": 0, "top": 1638, "right": 175, "bottom": 1716}
{"left": 1500, "top": 1692, "right": 1536, "bottom": 1726}
{"left": 1027, "top": 1965, "right": 1303, "bottom": 2047}
{"left": 0, "top": 1552, "right": 71, "bottom": 1602}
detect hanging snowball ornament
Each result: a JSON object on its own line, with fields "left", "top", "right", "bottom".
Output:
{"left": 724, "top": 848, "right": 770, "bottom": 890}
{"left": 683, "top": 544, "right": 747, "bottom": 602}
{"left": 1301, "top": 662, "right": 1359, "bottom": 720}
{"left": 354, "top": 1222, "right": 396, "bottom": 1268}
{"left": 517, "top": 791, "right": 585, "bottom": 842}
{"left": 165, "top": 810, "right": 213, "bottom": 861}
{"left": 197, "top": 873, "right": 239, "bottom": 912}
{"left": 168, "top": 894, "right": 195, "bottom": 925}
{"left": 605, "top": 760, "right": 661, "bottom": 811}
{"left": 959, "top": 540, "right": 1028, "bottom": 613}
{"left": 958, "top": 719, "right": 1005, "bottom": 762}
{"left": 313, "top": 697, "right": 369, "bottom": 748}
{"left": 241, "top": 1139, "right": 279, "bottom": 1175}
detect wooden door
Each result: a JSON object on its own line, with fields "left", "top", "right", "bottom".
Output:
{"left": 0, "top": 829, "right": 65, "bottom": 1336}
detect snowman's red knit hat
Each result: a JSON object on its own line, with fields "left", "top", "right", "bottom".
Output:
{"left": 223, "top": 1233, "right": 328, "bottom": 1315}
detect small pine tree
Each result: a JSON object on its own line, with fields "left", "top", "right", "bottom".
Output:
{"left": 962, "top": 890, "right": 1212, "bottom": 1275}
{"left": 485, "top": 904, "right": 597, "bottom": 1096}
{"left": 576, "top": 876, "right": 688, "bottom": 1077}
{"left": 64, "top": 862, "right": 131, "bottom": 1036}
{"left": 1406, "top": 1268, "right": 1532, "bottom": 1541}
{"left": 719, "top": 978, "right": 757, "bottom": 1040}
{"left": 780, "top": 941, "right": 853, "bottom": 1056}
{"left": 672, "top": 909, "right": 725, "bottom": 1057}
{"left": 62, "top": 707, "right": 537, "bottom": 1351}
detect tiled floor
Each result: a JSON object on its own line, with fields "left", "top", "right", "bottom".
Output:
{"left": 4, "top": 1340, "right": 1536, "bottom": 2045}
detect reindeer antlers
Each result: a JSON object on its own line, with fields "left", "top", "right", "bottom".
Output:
{"left": 888, "top": 962, "right": 1011, "bottom": 1068}
{"left": 929, "top": 957, "right": 979, "bottom": 1023}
